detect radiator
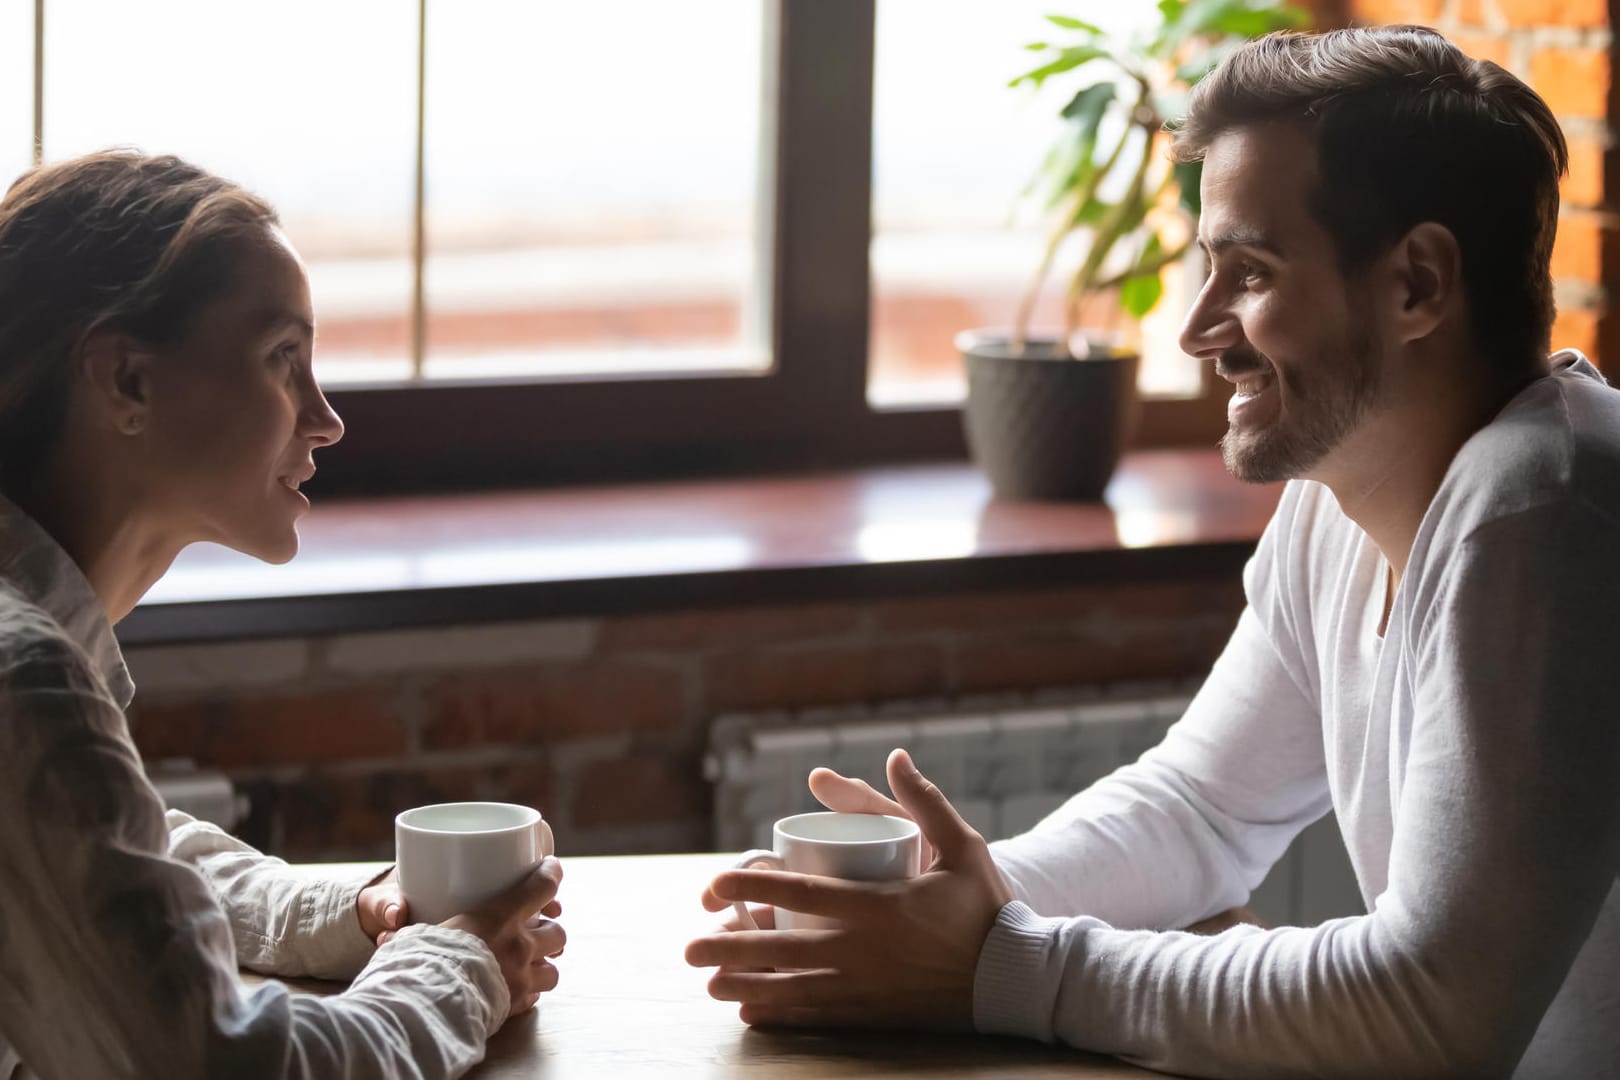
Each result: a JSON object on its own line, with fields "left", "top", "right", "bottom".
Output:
{"left": 706, "top": 680, "right": 1363, "bottom": 927}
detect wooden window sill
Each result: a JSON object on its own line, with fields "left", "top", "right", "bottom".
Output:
{"left": 119, "top": 449, "right": 1281, "bottom": 646}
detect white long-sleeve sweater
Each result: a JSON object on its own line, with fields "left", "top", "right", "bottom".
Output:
{"left": 976, "top": 352, "right": 1620, "bottom": 1078}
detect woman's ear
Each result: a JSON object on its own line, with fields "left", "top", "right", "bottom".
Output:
{"left": 1388, "top": 222, "right": 1463, "bottom": 346}
{"left": 78, "top": 329, "right": 154, "bottom": 434}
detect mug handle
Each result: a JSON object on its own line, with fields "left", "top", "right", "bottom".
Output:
{"left": 729, "top": 849, "right": 785, "bottom": 930}
{"left": 538, "top": 818, "right": 555, "bottom": 857}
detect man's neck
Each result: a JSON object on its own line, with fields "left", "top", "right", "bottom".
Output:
{"left": 1316, "top": 359, "right": 1545, "bottom": 591}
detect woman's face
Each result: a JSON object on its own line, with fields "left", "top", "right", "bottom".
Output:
{"left": 137, "top": 227, "right": 343, "bottom": 563}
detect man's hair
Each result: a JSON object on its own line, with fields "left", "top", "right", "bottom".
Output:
{"left": 1172, "top": 26, "right": 1568, "bottom": 372}
{"left": 0, "top": 150, "right": 278, "bottom": 493}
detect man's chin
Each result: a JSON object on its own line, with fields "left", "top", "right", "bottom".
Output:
{"left": 1221, "top": 428, "right": 1304, "bottom": 485}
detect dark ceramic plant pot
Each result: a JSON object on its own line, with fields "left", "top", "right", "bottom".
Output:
{"left": 958, "top": 330, "right": 1139, "bottom": 501}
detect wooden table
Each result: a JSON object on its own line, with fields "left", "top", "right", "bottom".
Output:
{"left": 274, "top": 853, "right": 1166, "bottom": 1078}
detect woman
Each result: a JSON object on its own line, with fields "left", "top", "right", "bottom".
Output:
{"left": 0, "top": 151, "right": 564, "bottom": 1078}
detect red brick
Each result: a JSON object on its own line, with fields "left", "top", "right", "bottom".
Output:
{"left": 1350, "top": 0, "right": 1444, "bottom": 23}
{"left": 704, "top": 643, "right": 946, "bottom": 712}
{"left": 1552, "top": 306, "right": 1602, "bottom": 357}
{"left": 601, "top": 604, "right": 863, "bottom": 652}
{"left": 131, "top": 690, "right": 406, "bottom": 769}
{"left": 1528, "top": 48, "right": 1610, "bottom": 119}
{"left": 1562, "top": 138, "right": 1606, "bottom": 208}
{"left": 1454, "top": 0, "right": 1495, "bottom": 24}
{"left": 570, "top": 754, "right": 709, "bottom": 831}
{"left": 423, "top": 661, "right": 685, "bottom": 750}
{"left": 273, "top": 765, "right": 488, "bottom": 861}
{"left": 1550, "top": 211, "right": 1606, "bottom": 282}
{"left": 481, "top": 757, "right": 559, "bottom": 821}
{"left": 1450, "top": 32, "right": 1512, "bottom": 70}
{"left": 1497, "top": 0, "right": 1606, "bottom": 28}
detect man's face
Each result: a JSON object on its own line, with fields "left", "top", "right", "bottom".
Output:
{"left": 1179, "top": 122, "right": 1386, "bottom": 484}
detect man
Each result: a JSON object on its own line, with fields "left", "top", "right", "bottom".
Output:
{"left": 685, "top": 25, "right": 1620, "bottom": 1078}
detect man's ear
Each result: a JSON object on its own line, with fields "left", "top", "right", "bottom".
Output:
{"left": 1387, "top": 222, "right": 1462, "bottom": 346}
{"left": 78, "top": 328, "right": 154, "bottom": 434}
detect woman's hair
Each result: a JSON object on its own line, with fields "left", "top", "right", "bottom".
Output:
{"left": 0, "top": 150, "right": 279, "bottom": 492}
{"left": 1172, "top": 26, "right": 1568, "bottom": 373}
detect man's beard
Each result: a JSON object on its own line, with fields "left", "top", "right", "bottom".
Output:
{"left": 1219, "top": 320, "right": 1382, "bottom": 484}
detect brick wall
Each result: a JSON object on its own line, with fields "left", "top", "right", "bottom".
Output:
{"left": 1348, "top": 0, "right": 1616, "bottom": 368}
{"left": 125, "top": 579, "right": 1245, "bottom": 862}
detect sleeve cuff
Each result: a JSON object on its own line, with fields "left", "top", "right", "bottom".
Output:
{"left": 364, "top": 923, "right": 511, "bottom": 1038}
{"left": 974, "top": 901, "right": 1106, "bottom": 1043}
{"left": 296, "top": 866, "right": 387, "bottom": 980}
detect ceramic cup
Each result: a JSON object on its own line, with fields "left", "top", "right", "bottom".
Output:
{"left": 395, "top": 801, "right": 554, "bottom": 925}
{"left": 731, "top": 811, "right": 922, "bottom": 931}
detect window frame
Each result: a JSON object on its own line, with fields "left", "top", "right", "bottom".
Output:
{"left": 28, "top": 0, "right": 1228, "bottom": 495}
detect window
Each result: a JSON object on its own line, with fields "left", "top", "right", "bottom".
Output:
{"left": 1, "top": 2, "right": 31, "bottom": 189}
{"left": 422, "top": 2, "right": 769, "bottom": 384}
{"left": 870, "top": 0, "right": 1202, "bottom": 407}
{"left": 17, "top": 1, "right": 1222, "bottom": 494}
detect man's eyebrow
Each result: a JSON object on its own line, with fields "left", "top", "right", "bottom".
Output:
{"left": 1199, "top": 227, "right": 1284, "bottom": 259}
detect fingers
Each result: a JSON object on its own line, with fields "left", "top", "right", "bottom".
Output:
{"left": 491, "top": 856, "right": 564, "bottom": 922}
{"left": 707, "top": 968, "right": 851, "bottom": 1008}
{"left": 708, "top": 869, "right": 883, "bottom": 922}
{"left": 807, "top": 768, "right": 907, "bottom": 818}
{"left": 885, "top": 748, "right": 976, "bottom": 863}
{"left": 723, "top": 903, "right": 775, "bottom": 933}
{"left": 541, "top": 899, "right": 562, "bottom": 919}
{"left": 687, "top": 928, "right": 840, "bottom": 970}
{"left": 532, "top": 918, "right": 567, "bottom": 958}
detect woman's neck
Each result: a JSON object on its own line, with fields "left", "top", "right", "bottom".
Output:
{"left": 12, "top": 462, "right": 182, "bottom": 624}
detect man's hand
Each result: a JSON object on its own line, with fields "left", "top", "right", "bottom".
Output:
{"left": 685, "top": 749, "right": 1012, "bottom": 1030}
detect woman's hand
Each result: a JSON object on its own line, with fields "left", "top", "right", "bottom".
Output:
{"left": 357, "top": 867, "right": 407, "bottom": 944}
{"left": 435, "top": 857, "right": 568, "bottom": 1017}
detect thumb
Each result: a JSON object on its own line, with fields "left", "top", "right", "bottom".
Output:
{"left": 885, "top": 748, "right": 975, "bottom": 864}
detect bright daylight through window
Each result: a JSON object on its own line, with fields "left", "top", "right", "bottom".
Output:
{"left": 870, "top": 0, "right": 1200, "bottom": 407}
{"left": 30, "top": 0, "right": 768, "bottom": 390}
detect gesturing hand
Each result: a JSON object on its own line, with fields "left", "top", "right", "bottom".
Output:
{"left": 685, "top": 749, "right": 1012, "bottom": 1031}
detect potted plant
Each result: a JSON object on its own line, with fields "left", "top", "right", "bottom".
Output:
{"left": 960, "top": 0, "right": 1309, "bottom": 500}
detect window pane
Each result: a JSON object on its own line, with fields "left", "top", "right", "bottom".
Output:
{"left": 424, "top": 1, "right": 768, "bottom": 381}
{"left": 43, "top": 1, "right": 417, "bottom": 384}
{"left": 0, "top": 3, "right": 32, "bottom": 190}
{"left": 870, "top": 1, "right": 1198, "bottom": 408}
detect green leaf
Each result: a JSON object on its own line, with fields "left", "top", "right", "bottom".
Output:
{"left": 1173, "top": 159, "right": 1202, "bottom": 216}
{"left": 1120, "top": 272, "right": 1166, "bottom": 318}
{"left": 1157, "top": 0, "right": 1186, "bottom": 22}
{"left": 1074, "top": 195, "right": 1109, "bottom": 225}
{"left": 1044, "top": 14, "right": 1104, "bottom": 33}
{"left": 1009, "top": 44, "right": 1111, "bottom": 88}
{"left": 1060, "top": 82, "right": 1116, "bottom": 142}
{"left": 1024, "top": 41, "right": 1052, "bottom": 51}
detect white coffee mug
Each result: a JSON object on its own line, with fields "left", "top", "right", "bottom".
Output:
{"left": 732, "top": 811, "right": 922, "bottom": 931}
{"left": 395, "top": 801, "right": 555, "bottom": 925}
